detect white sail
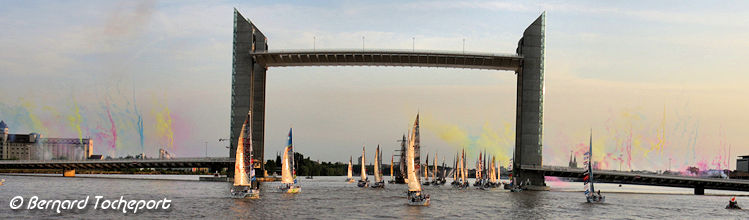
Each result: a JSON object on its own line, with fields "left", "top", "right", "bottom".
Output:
{"left": 233, "top": 114, "right": 252, "bottom": 186}
{"left": 361, "top": 146, "right": 367, "bottom": 181}
{"left": 374, "top": 145, "right": 382, "bottom": 182}
{"left": 347, "top": 156, "right": 353, "bottom": 179}
{"left": 281, "top": 145, "right": 294, "bottom": 184}
{"left": 490, "top": 156, "right": 497, "bottom": 183}
{"left": 407, "top": 114, "right": 422, "bottom": 192}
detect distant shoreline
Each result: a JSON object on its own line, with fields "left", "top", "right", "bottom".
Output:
{"left": 0, "top": 169, "right": 215, "bottom": 175}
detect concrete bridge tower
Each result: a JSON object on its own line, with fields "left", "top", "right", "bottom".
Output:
{"left": 230, "top": 9, "right": 267, "bottom": 177}
{"left": 513, "top": 12, "right": 547, "bottom": 189}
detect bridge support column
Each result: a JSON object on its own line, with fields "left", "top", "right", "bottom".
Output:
{"left": 230, "top": 9, "right": 267, "bottom": 177}
{"left": 513, "top": 12, "right": 547, "bottom": 190}
{"left": 63, "top": 169, "right": 75, "bottom": 177}
{"left": 694, "top": 185, "right": 704, "bottom": 195}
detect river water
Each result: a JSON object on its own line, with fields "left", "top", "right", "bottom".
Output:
{"left": 0, "top": 174, "right": 747, "bottom": 219}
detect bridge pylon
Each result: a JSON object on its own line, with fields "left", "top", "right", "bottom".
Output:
{"left": 512, "top": 12, "right": 547, "bottom": 190}
{"left": 230, "top": 9, "right": 267, "bottom": 177}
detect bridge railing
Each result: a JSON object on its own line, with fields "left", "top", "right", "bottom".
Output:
{"left": 255, "top": 48, "right": 521, "bottom": 58}
{"left": 0, "top": 157, "right": 233, "bottom": 164}
{"left": 523, "top": 165, "right": 742, "bottom": 182}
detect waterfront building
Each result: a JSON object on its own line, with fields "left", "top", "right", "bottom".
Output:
{"left": 737, "top": 155, "right": 749, "bottom": 173}
{"left": 0, "top": 121, "right": 93, "bottom": 160}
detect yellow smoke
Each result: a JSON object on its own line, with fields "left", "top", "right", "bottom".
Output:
{"left": 421, "top": 114, "right": 514, "bottom": 164}
{"left": 20, "top": 98, "right": 47, "bottom": 134}
{"left": 153, "top": 101, "right": 174, "bottom": 150}
{"left": 645, "top": 105, "right": 666, "bottom": 157}
{"left": 67, "top": 100, "right": 83, "bottom": 141}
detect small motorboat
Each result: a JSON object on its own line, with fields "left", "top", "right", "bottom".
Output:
{"left": 726, "top": 197, "right": 742, "bottom": 209}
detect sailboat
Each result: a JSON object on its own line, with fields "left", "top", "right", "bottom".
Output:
{"left": 436, "top": 155, "right": 446, "bottom": 185}
{"left": 372, "top": 145, "right": 385, "bottom": 188}
{"left": 486, "top": 155, "right": 499, "bottom": 188}
{"left": 230, "top": 111, "right": 260, "bottom": 199}
{"left": 495, "top": 157, "right": 502, "bottom": 188}
{"left": 474, "top": 152, "right": 482, "bottom": 187}
{"left": 279, "top": 128, "right": 301, "bottom": 194}
{"left": 394, "top": 134, "right": 407, "bottom": 184}
{"left": 406, "top": 114, "right": 430, "bottom": 206}
{"left": 357, "top": 146, "right": 370, "bottom": 187}
{"left": 585, "top": 130, "right": 604, "bottom": 203}
{"left": 455, "top": 148, "right": 469, "bottom": 188}
{"left": 389, "top": 155, "right": 395, "bottom": 183}
{"left": 346, "top": 156, "right": 355, "bottom": 183}
{"left": 451, "top": 152, "right": 459, "bottom": 186}
{"left": 423, "top": 154, "right": 430, "bottom": 186}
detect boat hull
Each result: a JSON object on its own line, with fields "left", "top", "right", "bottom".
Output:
{"left": 586, "top": 196, "right": 605, "bottom": 203}
{"left": 357, "top": 180, "right": 369, "bottom": 187}
{"left": 407, "top": 193, "right": 430, "bottom": 206}
{"left": 371, "top": 181, "right": 385, "bottom": 188}
{"left": 279, "top": 184, "right": 301, "bottom": 194}
{"left": 231, "top": 186, "right": 260, "bottom": 199}
{"left": 453, "top": 182, "right": 469, "bottom": 189}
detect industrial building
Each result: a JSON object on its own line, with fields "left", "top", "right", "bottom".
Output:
{"left": 0, "top": 120, "right": 93, "bottom": 160}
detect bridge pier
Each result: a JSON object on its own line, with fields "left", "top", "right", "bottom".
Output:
{"left": 694, "top": 185, "right": 704, "bottom": 195}
{"left": 230, "top": 9, "right": 267, "bottom": 178}
{"left": 63, "top": 169, "right": 75, "bottom": 177}
{"left": 513, "top": 12, "right": 547, "bottom": 190}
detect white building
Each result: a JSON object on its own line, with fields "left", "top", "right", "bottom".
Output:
{"left": 0, "top": 120, "right": 93, "bottom": 160}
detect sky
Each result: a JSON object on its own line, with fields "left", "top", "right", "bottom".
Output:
{"left": 1, "top": 0, "right": 748, "bottom": 172}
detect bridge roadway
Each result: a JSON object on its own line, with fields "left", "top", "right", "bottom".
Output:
{"left": 251, "top": 49, "right": 523, "bottom": 71}
{"left": 522, "top": 165, "right": 749, "bottom": 194}
{"left": 0, "top": 157, "right": 233, "bottom": 170}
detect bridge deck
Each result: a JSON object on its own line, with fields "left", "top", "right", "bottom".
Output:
{"left": 0, "top": 157, "right": 233, "bottom": 170}
{"left": 251, "top": 49, "right": 523, "bottom": 71}
{"left": 523, "top": 165, "right": 749, "bottom": 192}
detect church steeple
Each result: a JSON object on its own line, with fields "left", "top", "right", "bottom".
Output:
{"left": 0, "top": 120, "right": 8, "bottom": 134}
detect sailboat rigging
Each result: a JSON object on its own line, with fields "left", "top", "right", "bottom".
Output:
{"left": 585, "top": 130, "right": 604, "bottom": 203}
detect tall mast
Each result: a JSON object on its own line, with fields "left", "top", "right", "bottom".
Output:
{"left": 589, "top": 129, "right": 595, "bottom": 193}
{"left": 391, "top": 154, "right": 394, "bottom": 180}
{"left": 432, "top": 152, "right": 437, "bottom": 181}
